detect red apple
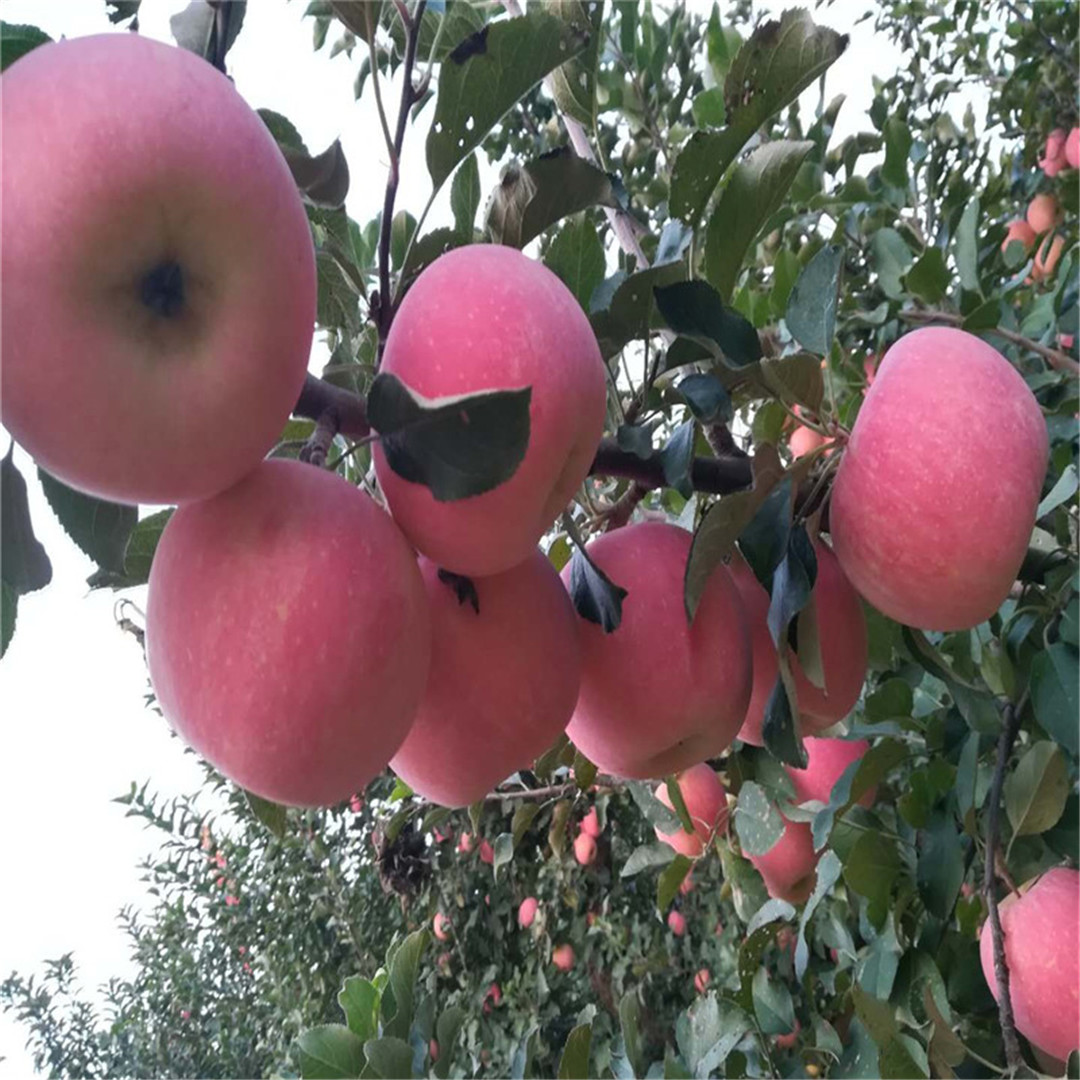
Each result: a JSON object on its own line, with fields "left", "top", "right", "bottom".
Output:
{"left": 552, "top": 944, "right": 576, "bottom": 972}
{"left": 694, "top": 968, "right": 711, "bottom": 993}
{"left": 775, "top": 1019, "right": 801, "bottom": 1050}
{"left": 146, "top": 460, "right": 430, "bottom": 807}
{"left": 1027, "top": 193, "right": 1062, "bottom": 235}
{"left": 479, "top": 839, "right": 495, "bottom": 865}
{"left": 1066, "top": 127, "right": 1080, "bottom": 169}
{"left": 390, "top": 550, "right": 580, "bottom": 807}
{"left": 564, "top": 523, "right": 752, "bottom": 778}
{"left": 433, "top": 912, "right": 451, "bottom": 942}
{"left": 518, "top": 897, "right": 539, "bottom": 928}
{"left": 654, "top": 764, "right": 729, "bottom": 858}
{"left": 1033, "top": 234, "right": 1066, "bottom": 282}
{"left": 668, "top": 910, "right": 687, "bottom": 937}
{"left": 788, "top": 406, "right": 827, "bottom": 460}
{"left": 429, "top": 1040, "right": 439, "bottom": 1063}
{"left": 1000, "top": 219, "right": 1037, "bottom": 256}
{"left": 574, "top": 832, "right": 598, "bottom": 866}
{"left": 829, "top": 328, "right": 1048, "bottom": 630}
{"left": 1039, "top": 128, "right": 1068, "bottom": 176}
{"left": 979, "top": 867, "right": 1079, "bottom": 1061}
{"left": 457, "top": 832, "right": 474, "bottom": 854}
{"left": 580, "top": 807, "right": 602, "bottom": 839}
{"left": 680, "top": 873, "right": 695, "bottom": 896}
{"left": 374, "top": 245, "right": 607, "bottom": 576}
{"left": 0, "top": 34, "right": 314, "bottom": 505}
{"left": 730, "top": 545, "right": 867, "bottom": 743}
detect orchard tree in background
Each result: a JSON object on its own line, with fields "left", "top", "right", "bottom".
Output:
{"left": 1, "top": 1, "right": 1078, "bottom": 1078}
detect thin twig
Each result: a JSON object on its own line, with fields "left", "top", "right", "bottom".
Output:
{"left": 482, "top": 779, "right": 616, "bottom": 803}
{"left": 983, "top": 697, "right": 1025, "bottom": 1072}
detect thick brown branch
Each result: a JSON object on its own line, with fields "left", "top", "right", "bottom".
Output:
{"left": 899, "top": 308, "right": 1080, "bottom": 375}
{"left": 294, "top": 374, "right": 370, "bottom": 438}
{"left": 983, "top": 699, "right": 1025, "bottom": 1071}
{"left": 589, "top": 438, "right": 752, "bottom": 494}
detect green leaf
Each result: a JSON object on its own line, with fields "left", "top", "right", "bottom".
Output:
{"left": 547, "top": 0, "right": 603, "bottom": 126}
{"left": 338, "top": 977, "right": 380, "bottom": 1043}
{"left": 625, "top": 780, "right": 682, "bottom": 833}
{"left": 677, "top": 374, "right": 732, "bottom": 424}
{"left": 568, "top": 546, "right": 627, "bottom": 632}
{"left": 735, "top": 922, "right": 781, "bottom": 1012}
{"left": 0, "top": 582, "right": 15, "bottom": 659}
{"left": 843, "top": 831, "right": 901, "bottom": 909}
{"left": 793, "top": 850, "right": 842, "bottom": 977}
{"left": 511, "top": 804, "right": 541, "bottom": 849}
{"left": 369, "top": 373, "right": 530, "bottom": 502}
{"left": 785, "top": 244, "right": 843, "bottom": 356}
{"left": 766, "top": 525, "right": 817, "bottom": 648}
{"left": 618, "top": 992, "right": 646, "bottom": 1080}
{"left": 243, "top": 790, "right": 288, "bottom": 839}
{"left": 759, "top": 353, "right": 824, "bottom": 412}
{"left": 657, "top": 855, "right": 693, "bottom": 913}
{"left": 865, "top": 679, "right": 914, "bottom": 723}
{"left": 284, "top": 138, "right": 350, "bottom": 209}
{"left": 487, "top": 149, "right": 624, "bottom": 249}
{"left": 670, "top": 10, "right": 848, "bottom": 223}
{"left": 904, "top": 247, "right": 949, "bottom": 305}
{"left": 433, "top": 1006, "right": 466, "bottom": 1080}
{"left": 0, "top": 21, "right": 52, "bottom": 71}
{"left": 916, "top": 813, "right": 964, "bottom": 919}
{"left": 653, "top": 280, "right": 763, "bottom": 368}
{"left": 590, "top": 263, "right": 688, "bottom": 358}
{"left": 544, "top": 215, "right": 606, "bottom": 311}
{"left": 704, "top": 140, "right": 814, "bottom": 302}
{"left": 510, "top": 1025, "right": 540, "bottom": 1080}
{"left": 398, "top": 228, "right": 467, "bottom": 295}
{"left": 739, "top": 474, "right": 793, "bottom": 591}
{"left": 426, "top": 12, "right": 590, "bottom": 190}
{"left": 676, "top": 994, "right": 751, "bottom": 1076}
{"left": 548, "top": 799, "right": 572, "bottom": 857}
{"left": 752, "top": 968, "right": 795, "bottom": 1036}
{"left": 660, "top": 420, "right": 696, "bottom": 498}
{"left": 450, "top": 152, "right": 481, "bottom": 236}
{"left": 363, "top": 1037, "right": 413, "bottom": 1080}
{"left": 954, "top": 198, "right": 980, "bottom": 293}
{"left": 734, "top": 782, "right": 784, "bottom": 856}
{"left": 381, "top": 930, "right": 426, "bottom": 1041}
{"left": 492, "top": 832, "right": 514, "bottom": 877}
{"left": 692, "top": 86, "right": 726, "bottom": 127}
{"left": 1030, "top": 644, "right": 1080, "bottom": 756}
{"left": 122, "top": 509, "right": 174, "bottom": 585}
{"left": 762, "top": 667, "right": 807, "bottom": 769}
{"left": 295, "top": 1025, "right": 365, "bottom": 1079}
{"left": 621, "top": 842, "right": 675, "bottom": 877}
{"left": 871, "top": 228, "right": 914, "bottom": 299}
{"left": 1, "top": 447, "right": 52, "bottom": 596}
{"left": 557, "top": 1022, "right": 592, "bottom": 1080}
{"left": 1005, "top": 740, "right": 1069, "bottom": 836}
{"left": 881, "top": 117, "right": 912, "bottom": 187}
{"left": 36, "top": 469, "right": 136, "bottom": 576}
{"left": 1038, "top": 463, "right": 1079, "bottom": 518}
{"left": 812, "top": 740, "right": 906, "bottom": 851}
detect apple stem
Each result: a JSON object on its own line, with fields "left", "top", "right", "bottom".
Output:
{"left": 299, "top": 411, "right": 340, "bottom": 469}
{"left": 983, "top": 696, "right": 1025, "bottom": 1072}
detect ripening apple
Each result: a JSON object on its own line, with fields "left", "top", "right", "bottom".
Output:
{"left": 518, "top": 897, "right": 539, "bottom": 928}
{"left": 552, "top": 944, "right": 576, "bottom": 972}
{"left": 1067, "top": 127, "right": 1080, "bottom": 169}
{"left": 146, "top": 461, "right": 430, "bottom": 807}
{"left": 730, "top": 546, "right": 867, "bottom": 745}
{"left": 694, "top": 968, "right": 711, "bottom": 994}
{"left": 564, "top": 522, "right": 752, "bottom": 778}
{"left": 829, "top": 328, "right": 1048, "bottom": 630}
{"left": 479, "top": 839, "right": 495, "bottom": 865}
{"left": 1, "top": 34, "right": 315, "bottom": 505}
{"left": 788, "top": 406, "right": 827, "bottom": 460}
{"left": 748, "top": 737, "right": 873, "bottom": 903}
{"left": 1032, "top": 234, "right": 1066, "bottom": 282}
{"left": 580, "top": 807, "right": 602, "bottom": 839}
{"left": 1000, "top": 219, "right": 1037, "bottom": 256}
{"left": 1027, "top": 193, "right": 1062, "bottom": 235}
{"left": 668, "top": 910, "right": 687, "bottom": 937}
{"left": 374, "top": 245, "right": 607, "bottom": 577}
{"left": 433, "top": 912, "right": 451, "bottom": 942}
{"left": 1039, "top": 128, "right": 1068, "bottom": 176}
{"left": 390, "top": 550, "right": 580, "bottom": 807}
{"left": 979, "top": 867, "right": 1079, "bottom": 1062}
{"left": 574, "top": 832, "right": 598, "bottom": 866}
{"left": 654, "top": 764, "right": 729, "bottom": 857}
{"left": 774, "top": 1020, "right": 801, "bottom": 1050}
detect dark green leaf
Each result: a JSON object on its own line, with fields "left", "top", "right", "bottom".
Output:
{"left": 766, "top": 525, "right": 817, "bottom": 648}
{"left": 865, "top": 679, "right": 914, "bottom": 723}
{"left": 369, "top": 373, "right": 530, "bottom": 502}
{"left": 785, "top": 244, "right": 843, "bottom": 356}
{"left": 660, "top": 420, "right": 696, "bottom": 498}
{"left": 733, "top": 781, "right": 783, "bottom": 856}
{"left": 1, "top": 582, "right": 16, "bottom": 660}
{"left": 759, "top": 353, "right": 825, "bottom": 412}
{"left": 1038, "top": 463, "right": 1079, "bottom": 518}
{"left": 1005, "top": 740, "right": 1069, "bottom": 836}
{"left": 762, "top": 669, "right": 807, "bottom": 768}
{"left": 381, "top": 930, "right": 426, "bottom": 1041}
{"left": 793, "top": 850, "right": 842, "bottom": 977}
{"left": 557, "top": 1022, "right": 592, "bottom": 1080}
{"left": 568, "top": 546, "right": 627, "bottom": 632}
{"left": 243, "top": 790, "right": 288, "bottom": 839}
{"left": 285, "top": 139, "right": 350, "bottom": 208}
{"left": 590, "top": 263, "right": 688, "bottom": 359}
{"left": 511, "top": 804, "right": 541, "bottom": 849}
{"left": 677, "top": 374, "right": 732, "bottom": 424}
{"left": 843, "top": 831, "right": 901, "bottom": 908}
{"left": 904, "top": 247, "right": 949, "bottom": 305}
{"left": 677, "top": 994, "right": 750, "bottom": 1077}
{"left": 881, "top": 117, "right": 912, "bottom": 187}
{"left": 738, "top": 474, "right": 793, "bottom": 591}
{"left": 657, "top": 855, "right": 693, "bottom": 913}
{"left": 544, "top": 216, "right": 607, "bottom": 311}
{"left": 654, "top": 282, "right": 762, "bottom": 368}
{"left": 616, "top": 424, "right": 655, "bottom": 460}
{"left": 122, "top": 509, "right": 174, "bottom": 585}
{"left": 916, "top": 813, "right": 964, "bottom": 918}
{"left": 433, "top": 1007, "right": 466, "bottom": 1080}
{"left": 450, "top": 152, "right": 481, "bottom": 236}
{"left": 871, "top": 228, "right": 914, "bottom": 299}
{"left": 295, "top": 1025, "right": 365, "bottom": 1080}
{"left": 170, "top": 0, "right": 246, "bottom": 64}
{"left": 752, "top": 968, "right": 795, "bottom": 1036}
{"left": 625, "top": 780, "right": 682, "bottom": 833}
{"left": 1030, "top": 644, "right": 1080, "bottom": 756}
{"left": 1, "top": 22, "right": 51, "bottom": 70}
{"left": 37, "top": 469, "right": 136, "bottom": 576}
{"left": 735, "top": 922, "right": 781, "bottom": 1012}
{"left": 363, "top": 1037, "right": 413, "bottom": 1080}
{"left": 620, "top": 842, "right": 675, "bottom": 878}
{"left": 954, "top": 198, "right": 980, "bottom": 293}
{"left": 618, "top": 992, "right": 646, "bottom": 1080}
{"left": 1, "top": 447, "right": 52, "bottom": 596}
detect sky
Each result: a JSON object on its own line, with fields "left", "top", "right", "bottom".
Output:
{"left": 0, "top": 1, "right": 936, "bottom": 1073}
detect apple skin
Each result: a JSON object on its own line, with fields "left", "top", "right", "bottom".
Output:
{"left": 1001, "top": 219, "right": 1037, "bottom": 256}
{"left": 433, "top": 912, "right": 451, "bottom": 942}
{"left": 730, "top": 546, "right": 868, "bottom": 744}
{"left": 146, "top": 460, "right": 430, "bottom": 807}
{"left": 829, "top": 328, "right": 1048, "bottom": 631}
{"left": 1067, "top": 127, "right": 1080, "bottom": 169}
{"left": 1027, "top": 193, "right": 1062, "bottom": 234}
{"left": 748, "top": 737, "right": 872, "bottom": 903}
{"left": 0, "top": 34, "right": 315, "bottom": 505}
{"left": 1039, "top": 129, "right": 1068, "bottom": 176}
{"left": 580, "top": 807, "right": 602, "bottom": 839}
{"left": 563, "top": 522, "right": 752, "bottom": 778}
{"left": 654, "top": 764, "right": 729, "bottom": 858}
{"left": 518, "top": 897, "right": 539, "bottom": 928}
{"left": 694, "top": 968, "right": 711, "bottom": 993}
{"left": 668, "top": 910, "right": 687, "bottom": 937}
{"left": 390, "top": 549, "right": 580, "bottom": 807}
{"left": 552, "top": 944, "right": 576, "bottom": 972}
{"left": 374, "top": 245, "right": 607, "bottom": 577}
{"left": 979, "top": 867, "right": 1080, "bottom": 1062}
{"left": 574, "top": 832, "right": 598, "bottom": 866}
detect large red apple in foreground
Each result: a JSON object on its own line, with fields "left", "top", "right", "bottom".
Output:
{"left": 146, "top": 461, "right": 430, "bottom": 806}
{"left": 748, "top": 737, "right": 872, "bottom": 903}
{"left": 374, "top": 245, "right": 607, "bottom": 576}
{"left": 654, "top": 764, "right": 729, "bottom": 857}
{"left": 979, "top": 867, "right": 1079, "bottom": 1062}
{"left": 1, "top": 34, "right": 315, "bottom": 505}
{"left": 829, "top": 328, "right": 1048, "bottom": 630}
{"left": 730, "top": 546, "right": 867, "bottom": 744}
{"left": 564, "top": 523, "right": 751, "bottom": 778}
{"left": 390, "top": 550, "right": 580, "bottom": 807}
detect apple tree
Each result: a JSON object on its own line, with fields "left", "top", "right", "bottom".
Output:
{"left": 1, "top": 1, "right": 1078, "bottom": 1078}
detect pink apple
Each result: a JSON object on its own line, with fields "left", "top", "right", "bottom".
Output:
{"left": 574, "top": 832, "right": 598, "bottom": 866}
{"left": 479, "top": 839, "right": 495, "bottom": 865}
{"left": 1027, "top": 193, "right": 1062, "bottom": 235}
{"left": 552, "top": 944, "right": 576, "bottom": 972}
{"left": 654, "top": 764, "right": 729, "bottom": 857}
{"left": 457, "top": 833, "right": 474, "bottom": 854}
{"left": 680, "top": 873, "right": 695, "bottom": 896}
{"left": 433, "top": 912, "right": 451, "bottom": 941}
{"left": 429, "top": 1040, "right": 439, "bottom": 1063}
{"left": 788, "top": 407, "right": 827, "bottom": 460}
{"left": 1066, "top": 127, "right": 1080, "bottom": 169}
{"left": 1039, "top": 128, "right": 1068, "bottom": 176}
{"left": 668, "top": 910, "right": 687, "bottom": 936}
{"left": 1033, "top": 234, "right": 1066, "bottom": 282}
{"left": 374, "top": 245, "right": 607, "bottom": 577}
{"left": 775, "top": 1020, "right": 801, "bottom": 1050}
{"left": 830, "top": 328, "right": 1048, "bottom": 630}
{"left": 730, "top": 545, "right": 867, "bottom": 743}
{"left": 979, "top": 867, "right": 1079, "bottom": 1061}
{"left": 390, "top": 550, "right": 580, "bottom": 807}
{"left": 0, "top": 34, "right": 314, "bottom": 505}
{"left": 1001, "top": 219, "right": 1037, "bottom": 256}
{"left": 146, "top": 461, "right": 430, "bottom": 806}
{"left": 564, "top": 523, "right": 752, "bottom": 777}
{"left": 518, "top": 897, "right": 539, "bottom": 928}
{"left": 580, "top": 807, "right": 602, "bottom": 839}
{"left": 694, "top": 968, "right": 711, "bottom": 993}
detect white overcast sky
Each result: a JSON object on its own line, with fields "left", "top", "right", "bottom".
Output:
{"left": 0, "top": 2, "right": 967, "bottom": 1073}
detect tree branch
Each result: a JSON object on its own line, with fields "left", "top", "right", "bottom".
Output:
{"left": 983, "top": 698, "right": 1025, "bottom": 1072}
{"left": 899, "top": 308, "right": 1080, "bottom": 375}
{"left": 483, "top": 778, "right": 619, "bottom": 803}
{"left": 295, "top": 374, "right": 369, "bottom": 438}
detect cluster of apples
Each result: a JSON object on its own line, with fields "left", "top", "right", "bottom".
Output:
{"left": 1002, "top": 192, "right": 1066, "bottom": 282}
